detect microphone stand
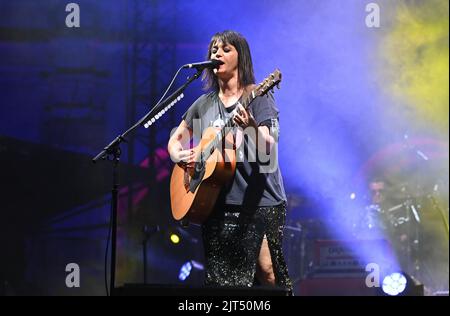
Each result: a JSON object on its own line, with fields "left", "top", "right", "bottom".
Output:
{"left": 92, "top": 69, "right": 203, "bottom": 296}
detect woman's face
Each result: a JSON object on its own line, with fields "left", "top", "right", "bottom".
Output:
{"left": 210, "top": 41, "right": 239, "bottom": 79}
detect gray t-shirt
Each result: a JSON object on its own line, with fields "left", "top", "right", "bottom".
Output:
{"left": 182, "top": 91, "right": 287, "bottom": 208}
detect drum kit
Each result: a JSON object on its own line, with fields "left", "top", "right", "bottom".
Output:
{"left": 355, "top": 180, "right": 448, "bottom": 236}
{"left": 353, "top": 135, "right": 448, "bottom": 238}
{"left": 355, "top": 198, "right": 417, "bottom": 238}
{"left": 283, "top": 175, "right": 449, "bottom": 283}
{"left": 283, "top": 137, "right": 449, "bottom": 290}
{"left": 352, "top": 176, "right": 449, "bottom": 284}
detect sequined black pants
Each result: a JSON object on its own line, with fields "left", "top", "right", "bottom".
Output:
{"left": 202, "top": 203, "right": 292, "bottom": 292}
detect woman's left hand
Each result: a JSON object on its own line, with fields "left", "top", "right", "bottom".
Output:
{"left": 233, "top": 103, "right": 257, "bottom": 129}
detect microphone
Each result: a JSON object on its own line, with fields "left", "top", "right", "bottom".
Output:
{"left": 182, "top": 59, "right": 224, "bottom": 70}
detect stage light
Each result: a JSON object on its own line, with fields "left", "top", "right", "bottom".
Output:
{"left": 350, "top": 193, "right": 356, "bottom": 200}
{"left": 380, "top": 272, "right": 424, "bottom": 296}
{"left": 167, "top": 226, "right": 199, "bottom": 246}
{"left": 170, "top": 233, "right": 180, "bottom": 244}
{"left": 382, "top": 272, "right": 407, "bottom": 296}
{"left": 178, "top": 261, "right": 192, "bottom": 281}
{"left": 178, "top": 260, "right": 204, "bottom": 282}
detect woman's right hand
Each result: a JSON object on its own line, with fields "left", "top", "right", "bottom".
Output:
{"left": 172, "top": 149, "right": 196, "bottom": 169}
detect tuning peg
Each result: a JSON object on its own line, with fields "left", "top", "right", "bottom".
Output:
{"left": 276, "top": 83, "right": 280, "bottom": 89}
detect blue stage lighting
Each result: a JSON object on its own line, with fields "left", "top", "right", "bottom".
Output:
{"left": 382, "top": 272, "right": 407, "bottom": 296}
{"left": 178, "top": 261, "right": 193, "bottom": 281}
{"left": 178, "top": 260, "right": 204, "bottom": 282}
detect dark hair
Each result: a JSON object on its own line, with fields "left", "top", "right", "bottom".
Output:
{"left": 202, "top": 30, "right": 255, "bottom": 91}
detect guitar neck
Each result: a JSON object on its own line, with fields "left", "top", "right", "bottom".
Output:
{"left": 221, "top": 90, "right": 255, "bottom": 129}
{"left": 201, "top": 91, "right": 258, "bottom": 161}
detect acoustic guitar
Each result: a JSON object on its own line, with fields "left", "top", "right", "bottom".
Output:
{"left": 170, "top": 69, "right": 282, "bottom": 224}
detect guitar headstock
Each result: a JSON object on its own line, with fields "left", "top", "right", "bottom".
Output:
{"left": 254, "top": 69, "right": 282, "bottom": 97}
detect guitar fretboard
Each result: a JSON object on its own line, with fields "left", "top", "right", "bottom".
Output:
{"left": 200, "top": 90, "right": 257, "bottom": 162}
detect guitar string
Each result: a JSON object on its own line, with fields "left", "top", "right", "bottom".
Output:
{"left": 200, "top": 93, "right": 253, "bottom": 163}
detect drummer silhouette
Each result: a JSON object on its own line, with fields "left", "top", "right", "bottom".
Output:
{"left": 355, "top": 178, "right": 388, "bottom": 239}
{"left": 369, "top": 179, "right": 385, "bottom": 205}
